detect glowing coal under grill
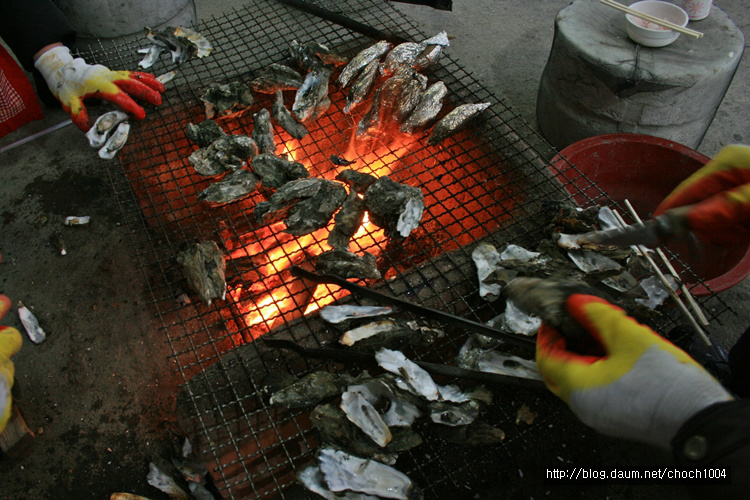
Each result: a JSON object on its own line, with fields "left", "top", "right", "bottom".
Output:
{"left": 89, "top": 1, "right": 731, "bottom": 498}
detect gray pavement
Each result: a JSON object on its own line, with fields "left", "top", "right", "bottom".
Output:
{"left": 0, "top": 1, "right": 748, "bottom": 499}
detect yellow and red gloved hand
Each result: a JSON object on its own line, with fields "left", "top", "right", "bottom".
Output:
{"left": 1, "top": 295, "right": 22, "bottom": 434}
{"left": 34, "top": 45, "right": 165, "bottom": 131}
{"left": 655, "top": 144, "right": 750, "bottom": 245}
{"left": 536, "top": 294, "right": 732, "bottom": 449}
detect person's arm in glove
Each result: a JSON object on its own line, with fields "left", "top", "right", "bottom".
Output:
{"left": 654, "top": 144, "right": 750, "bottom": 245}
{"left": 33, "top": 44, "right": 165, "bottom": 130}
{"left": 0, "top": 295, "right": 23, "bottom": 435}
{"left": 536, "top": 294, "right": 732, "bottom": 449}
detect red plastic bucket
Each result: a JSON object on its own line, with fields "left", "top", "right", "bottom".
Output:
{"left": 550, "top": 133, "right": 750, "bottom": 296}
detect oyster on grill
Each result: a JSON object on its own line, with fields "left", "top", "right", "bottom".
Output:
{"left": 363, "top": 176, "right": 424, "bottom": 239}
{"left": 400, "top": 81, "right": 448, "bottom": 134}
{"left": 271, "top": 90, "right": 308, "bottom": 140}
{"left": 457, "top": 334, "right": 542, "bottom": 380}
{"left": 185, "top": 119, "right": 226, "bottom": 147}
{"left": 339, "top": 320, "right": 442, "bottom": 353}
{"left": 380, "top": 31, "right": 449, "bottom": 77}
{"left": 328, "top": 191, "right": 365, "bottom": 249}
{"left": 349, "top": 379, "right": 422, "bottom": 428}
{"left": 86, "top": 110, "right": 128, "bottom": 148}
{"left": 189, "top": 135, "right": 259, "bottom": 176}
{"left": 200, "top": 81, "right": 255, "bottom": 119}
{"left": 176, "top": 241, "right": 226, "bottom": 305}
{"left": 338, "top": 40, "right": 392, "bottom": 88}
{"left": 269, "top": 371, "right": 341, "bottom": 408}
{"left": 336, "top": 169, "right": 377, "bottom": 194}
{"left": 341, "top": 390, "right": 392, "bottom": 447}
{"left": 318, "top": 448, "right": 418, "bottom": 500}
{"left": 316, "top": 249, "right": 381, "bottom": 280}
{"left": 98, "top": 121, "right": 130, "bottom": 160}
{"left": 249, "top": 63, "right": 303, "bottom": 94}
{"left": 427, "top": 102, "right": 491, "bottom": 146}
{"left": 412, "top": 32, "right": 450, "bottom": 72}
{"left": 251, "top": 153, "right": 309, "bottom": 189}
{"left": 252, "top": 108, "right": 276, "bottom": 154}
{"left": 379, "top": 67, "right": 428, "bottom": 123}
{"left": 356, "top": 86, "right": 385, "bottom": 140}
{"left": 320, "top": 305, "right": 394, "bottom": 324}
{"left": 344, "top": 59, "right": 379, "bottom": 114}
{"left": 375, "top": 348, "right": 439, "bottom": 401}
{"left": 487, "top": 299, "right": 542, "bottom": 337}
{"left": 197, "top": 168, "right": 260, "bottom": 205}
{"left": 255, "top": 177, "right": 347, "bottom": 235}
{"left": 428, "top": 400, "right": 480, "bottom": 427}
{"left": 293, "top": 66, "right": 332, "bottom": 122}
{"left": 289, "top": 40, "right": 348, "bottom": 71}
{"left": 298, "top": 465, "right": 381, "bottom": 500}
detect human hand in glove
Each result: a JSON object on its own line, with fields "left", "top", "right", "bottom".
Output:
{"left": 0, "top": 295, "right": 23, "bottom": 434}
{"left": 654, "top": 144, "right": 750, "bottom": 245}
{"left": 34, "top": 45, "right": 165, "bottom": 130}
{"left": 536, "top": 294, "right": 732, "bottom": 449}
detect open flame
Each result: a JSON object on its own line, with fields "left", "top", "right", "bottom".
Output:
{"left": 230, "top": 133, "right": 414, "bottom": 337}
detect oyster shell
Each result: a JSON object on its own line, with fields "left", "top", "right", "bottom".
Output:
{"left": 176, "top": 241, "right": 226, "bottom": 305}
{"left": 320, "top": 305, "right": 394, "bottom": 324}
{"left": 328, "top": 191, "right": 366, "bottom": 249}
{"left": 250, "top": 63, "right": 303, "bottom": 94}
{"left": 316, "top": 249, "right": 381, "bottom": 280}
{"left": 200, "top": 81, "right": 254, "bottom": 119}
{"left": 197, "top": 168, "right": 259, "bottom": 205}
{"left": 428, "top": 400, "right": 480, "bottom": 427}
{"left": 98, "top": 121, "right": 130, "bottom": 160}
{"left": 189, "top": 135, "right": 258, "bottom": 176}
{"left": 86, "top": 110, "right": 128, "bottom": 148}
{"left": 272, "top": 90, "right": 308, "bottom": 140}
{"left": 340, "top": 390, "right": 392, "bottom": 447}
{"left": 338, "top": 40, "right": 392, "bottom": 88}
{"left": 472, "top": 242, "right": 502, "bottom": 300}
{"left": 344, "top": 59, "right": 379, "bottom": 114}
{"left": 363, "top": 176, "right": 424, "bottom": 239}
{"left": 185, "top": 119, "right": 226, "bottom": 147}
{"left": 427, "top": 102, "right": 490, "bottom": 146}
{"left": 347, "top": 380, "right": 422, "bottom": 428}
{"left": 317, "top": 448, "right": 417, "bottom": 500}
{"left": 251, "top": 153, "right": 309, "bottom": 189}
{"left": 251, "top": 108, "right": 276, "bottom": 154}
{"left": 293, "top": 67, "right": 332, "bottom": 122}
{"left": 400, "top": 81, "right": 447, "bottom": 134}
{"left": 375, "top": 348, "right": 439, "bottom": 401}
{"left": 269, "top": 371, "right": 340, "bottom": 408}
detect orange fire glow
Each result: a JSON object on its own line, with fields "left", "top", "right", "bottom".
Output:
{"left": 233, "top": 134, "right": 415, "bottom": 333}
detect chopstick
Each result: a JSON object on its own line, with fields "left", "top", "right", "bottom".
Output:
{"left": 600, "top": 0, "right": 704, "bottom": 39}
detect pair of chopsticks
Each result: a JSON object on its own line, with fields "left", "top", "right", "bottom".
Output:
{"left": 600, "top": 0, "right": 704, "bottom": 39}
{"left": 616, "top": 201, "right": 712, "bottom": 346}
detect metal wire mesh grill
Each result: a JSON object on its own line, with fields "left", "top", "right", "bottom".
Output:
{"left": 82, "top": 1, "right": 735, "bottom": 498}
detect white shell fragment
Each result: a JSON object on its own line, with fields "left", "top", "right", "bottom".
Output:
{"left": 396, "top": 196, "right": 424, "bottom": 238}
{"left": 500, "top": 244, "right": 541, "bottom": 261}
{"left": 567, "top": 249, "right": 637, "bottom": 292}
{"left": 472, "top": 242, "right": 502, "bottom": 300}
{"left": 340, "top": 320, "right": 397, "bottom": 346}
{"left": 17, "top": 301, "right": 46, "bottom": 344}
{"left": 375, "top": 348, "right": 439, "bottom": 401}
{"left": 99, "top": 121, "right": 130, "bottom": 160}
{"left": 318, "top": 448, "right": 415, "bottom": 500}
{"left": 637, "top": 275, "right": 678, "bottom": 309}
{"left": 86, "top": 110, "right": 128, "bottom": 148}
{"left": 320, "top": 305, "right": 394, "bottom": 324}
{"left": 598, "top": 206, "right": 621, "bottom": 231}
{"left": 64, "top": 216, "right": 90, "bottom": 226}
{"left": 340, "top": 390, "right": 392, "bottom": 447}
{"left": 490, "top": 299, "right": 542, "bottom": 336}
{"left": 156, "top": 70, "right": 177, "bottom": 84}
{"left": 146, "top": 462, "right": 190, "bottom": 500}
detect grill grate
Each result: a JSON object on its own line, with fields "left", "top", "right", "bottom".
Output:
{"left": 82, "top": 1, "right": 734, "bottom": 498}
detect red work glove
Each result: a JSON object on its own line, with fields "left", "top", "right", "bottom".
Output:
{"left": 654, "top": 144, "right": 750, "bottom": 244}
{"left": 34, "top": 45, "right": 165, "bottom": 130}
{"left": 536, "top": 294, "right": 732, "bottom": 449}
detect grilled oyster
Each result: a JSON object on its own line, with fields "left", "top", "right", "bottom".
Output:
{"left": 271, "top": 90, "right": 308, "bottom": 140}
{"left": 457, "top": 335, "right": 543, "bottom": 380}
{"left": 289, "top": 40, "right": 348, "bottom": 71}
{"left": 427, "top": 102, "right": 491, "bottom": 145}
{"left": 428, "top": 400, "right": 480, "bottom": 427}
{"left": 363, "top": 176, "right": 424, "bottom": 239}
{"left": 381, "top": 31, "right": 450, "bottom": 77}
{"left": 251, "top": 153, "right": 309, "bottom": 189}
{"left": 356, "top": 86, "right": 384, "bottom": 140}
{"left": 98, "top": 121, "right": 130, "bottom": 160}
{"left": 318, "top": 448, "right": 419, "bottom": 500}
{"left": 197, "top": 168, "right": 260, "bottom": 205}
{"left": 487, "top": 299, "right": 542, "bottom": 337}
{"left": 341, "top": 390, "right": 392, "bottom": 447}
{"left": 252, "top": 108, "right": 277, "bottom": 154}
{"left": 255, "top": 177, "right": 347, "bottom": 235}
{"left": 339, "top": 320, "right": 442, "bottom": 353}
{"left": 185, "top": 119, "right": 226, "bottom": 147}
{"left": 336, "top": 169, "right": 377, "bottom": 194}
{"left": 344, "top": 59, "right": 379, "bottom": 114}
{"left": 338, "top": 40, "right": 392, "bottom": 88}
{"left": 86, "top": 110, "right": 128, "bottom": 148}
{"left": 293, "top": 67, "right": 332, "bottom": 122}
{"left": 189, "top": 135, "right": 259, "bottom": 176}
{"left": 328, "top": 191, "right": 365, "bottom": 249}
{"left": 176, "top": 241, "right": 226, "bottom": 305}
{"left": 200, "top": 81, "right": 254, "bottom": 119}
{"left": 269, "top": 371, "right": 341, "bottom": 408}
{"left": 375, "top": 348, "right": 439, "bottom": 401}
{"left": 380, "top": 67, "right": 428, "bottom": 123}
{"left": 320, "top": 305, "right": 394, "bottom": 324}
{"left": 400, "top": 81, "right": 448, "bottom": 134}
{"left": 250, "top": 63, "right": 303, "bottom": 94}
{"left": 316, "top": 249, "right": 381, "bottom": 280}
{"left": 348, "top": 379, "right": 422, "bottom": 428}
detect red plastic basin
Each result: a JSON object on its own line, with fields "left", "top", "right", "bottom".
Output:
{"left": 550, "top": 133, "right": 750, "bottom": 296}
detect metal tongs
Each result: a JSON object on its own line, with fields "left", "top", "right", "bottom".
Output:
{"left": 578, "top": 206, "right": 692, "bottom": 249}
{"left": 261, "top": 266, "right": 545, "bottom": 390}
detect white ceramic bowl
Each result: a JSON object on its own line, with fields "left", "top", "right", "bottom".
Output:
{"left": 625, "top": 1, "right": 689, "bottom": 47}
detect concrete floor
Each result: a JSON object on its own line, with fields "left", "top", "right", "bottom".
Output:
{"left": 0, "top": 1, "right": 748, "bottom": 499}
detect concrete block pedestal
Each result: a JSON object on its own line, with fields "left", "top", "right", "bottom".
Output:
{"left": 536, "top": 0, "right": 744, "bottom": 150}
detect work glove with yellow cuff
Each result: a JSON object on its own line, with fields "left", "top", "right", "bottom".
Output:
{"left": 34, "top": 45, "right": 165, "bottom": 131}
{"left": 0, "top": 295, "right": 23, "bottom": 435}
{"left": 536, "top": 294, "right": 732, "bottom": 449}
{"left": 654, "top": 144, "right": 750, "bottom": 245}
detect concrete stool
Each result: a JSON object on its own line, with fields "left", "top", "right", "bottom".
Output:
{"left": 536, "top": 0, "right": 744, "bottom": 150}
